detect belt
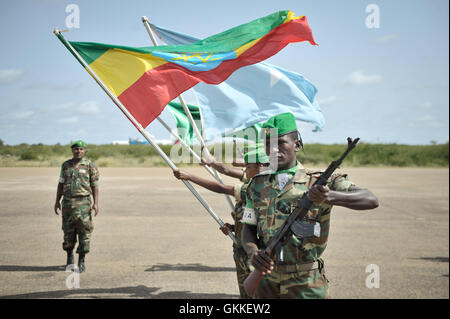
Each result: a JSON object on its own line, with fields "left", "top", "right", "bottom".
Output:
{"left": 273, "top": 260, "right": 321, "bottom": 274}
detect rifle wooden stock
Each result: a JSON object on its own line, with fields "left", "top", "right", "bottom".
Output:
{"left": 243, "top": 137, "right": 359, "bottom": 298}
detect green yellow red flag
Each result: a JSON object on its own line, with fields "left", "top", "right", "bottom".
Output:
{"left": 62, "top": 10, "right": 316, "bottom": 128}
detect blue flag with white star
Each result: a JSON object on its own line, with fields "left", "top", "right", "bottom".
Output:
{"left": 151, "top": 23, "right": 325, "bottom": 142}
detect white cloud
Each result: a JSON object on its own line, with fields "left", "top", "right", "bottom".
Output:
{"left": 375, "top": 33, "right": 399, "bottom": 43}
{"left": 78, "top": 101, "right": 101, "bottom": 114}
{"left": 317, "top": 96, "right": 338, "bottom": 107}
{"left": 41, "top": 100, "right": 101, "bottom": 115}
{"left": 344, "top": 70, "right": 382, "bottom": 85}
{"left": 418, "top": 115, "right": 436, "bottom": 122}
{"left": 58, "top": 116, "right": 79, "bottom": 124}
{"left": 69, "top": 129, "right": 88, "bottom": 137}
{"left": 23, "top": 82, "right": 82, "bottom": 91}
{"left": 41, "top": 102, "right": 73, "bottom": 112}
{"left": 7, "top": 111, "right": 35, "bottom": 120}
{"left": 0, "top": 69, "right": 25, "bottom": 85}
{"left": 419, "top": 101, "right": 433, "bottom": 108}
{"left": 409, "top": 115, "right": 442, "bottom": 128}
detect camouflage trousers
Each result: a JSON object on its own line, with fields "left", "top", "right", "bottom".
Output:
{"left": 233, "top": 246, "right": 252, "bottom": 299}
{"left": 61, "top": 196, "right": 94, "bottom": 254}
{"left": 254, "top": 262, "right": 329, "bottom": 299}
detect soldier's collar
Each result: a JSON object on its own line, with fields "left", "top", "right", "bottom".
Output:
{"left": 275, "top": 162, "right": 304, "bottom": 176}
{"left": 70, "top": 158, "right": 88, "bottom": 165}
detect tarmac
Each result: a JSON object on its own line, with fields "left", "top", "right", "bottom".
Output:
{"left": 0, "top": 167, "right": 448, "bottom": 299}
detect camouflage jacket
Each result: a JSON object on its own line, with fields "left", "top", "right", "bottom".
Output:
{"left": 233, "top": 182, "right": 248, "bottom": 247}
{"left": 59, "top": 158, "right": 99, "bottom": 198}
{"left": 243, "top": 163, "right": 354, "bottom": 264}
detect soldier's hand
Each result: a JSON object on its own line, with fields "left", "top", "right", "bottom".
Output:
{"left": 92, "top": 203, "right": 99, "bottom": 216}
{"left": 308, "top": 185, "right": 330, "bottom": 204}
{"left": 220, "top": 223, "right": 233, "bottom": 236}
{"left": 200, "top": 154, "right": 216, "bottom": 167}
{"left": 250, "top": 249, "right": 274, "bottom": 275}
{"left": 173, "top": 169, "right": 190, "bottom": 180}
{"left": 232, "top": 158, "right": 245, "bottom": 167}
{"left": 54, "top": 202, "right": 61, "bottom": 215}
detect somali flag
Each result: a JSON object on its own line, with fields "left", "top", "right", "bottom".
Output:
{"left": 151, "top": 21, "right": 325, "bottom": 142}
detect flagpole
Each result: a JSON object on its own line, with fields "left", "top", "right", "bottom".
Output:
{"left": 141, "top": 17, "right": 212, "bottom": 158}
{"left": 142, "top": 16, "right": 235, "bottom": 210}
{"left": 53, "top": 28, "right": 237, "bottom": 245}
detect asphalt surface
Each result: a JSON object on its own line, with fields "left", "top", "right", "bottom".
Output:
{"left": 0, "top": 167, "right": 448, "bottom": 299}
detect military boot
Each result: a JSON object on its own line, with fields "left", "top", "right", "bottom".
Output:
{"left": 78, "top": 253, "right": 86, "bottom": 273}
{"left": 66, "top": 251, "right": 74, "bottom": 270}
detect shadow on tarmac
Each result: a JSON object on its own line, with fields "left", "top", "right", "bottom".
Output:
{"left": 0, "top": 285, "right": 237, "bottom": 299}
{"left": 415, "top": 257, "right": 449, "bottom": 263}
{"left": 409, "top": 256, "right": 449, "bottom": 278}
{"left": 145, "top": 263, "right": 235, "bottom": 272}
{"left": 0, "top": 265, "right": 66, "bottom": 272}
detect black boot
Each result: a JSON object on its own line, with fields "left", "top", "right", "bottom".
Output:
{"left": 78, "top": 253, "right": 86, "bottom": 273}
{"left": 66, "top": 251, "right": 74, "bottom": 269}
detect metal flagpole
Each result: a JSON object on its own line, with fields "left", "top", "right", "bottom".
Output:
{"left": 141, "top": 16, "right": 236, "bottom": 210}
{"left": 156, "top": 117, "right": 224, "bottom": 179}
{"left": 53, "top": 28, "right": 237, "bottom": 244}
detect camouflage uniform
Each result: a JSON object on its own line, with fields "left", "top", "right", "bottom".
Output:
{"left": 242, "top": 163, "right": 355, "bottom": 299}
{"left": 59, "top": 158, "right": 99, "bottom": 254}
{"left": 232, "top": 180, "right": 252, "bottom": 299}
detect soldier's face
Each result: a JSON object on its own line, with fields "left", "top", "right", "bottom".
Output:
{"left": 72, "top": 147, "right": 86, "bottom": 160}
{"left": 265, "top": 134, "right": 300, "bottom": 171}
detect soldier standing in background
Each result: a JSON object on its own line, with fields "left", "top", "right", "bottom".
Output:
{"left": 54, "top": 140, "right": 99, "bottom": 273}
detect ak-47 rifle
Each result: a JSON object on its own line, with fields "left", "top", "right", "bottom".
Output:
{"left": 243, "top": 137, "right": 360, "bottom": 297}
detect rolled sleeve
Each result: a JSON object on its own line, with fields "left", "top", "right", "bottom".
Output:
{"left": 329, "top": 174, "right": 355, "bottom": 192}
{"left": 89, "top": 163, "right": 100, "bottom": 188}
{"left": 58, "top": 165, "right": 65, "bottom": 183}
{"left": 233, "top": 183, "right": 243, "bottom": 202}
{"left": 240, "top": 168, "right": 248, "bottom": 183}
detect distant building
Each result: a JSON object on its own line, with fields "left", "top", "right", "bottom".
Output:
{"left": 112, "top": 138, "right": 174, "bottom": 145}
{"left": 112, "top": 140, "right": 129, "bottom": 145}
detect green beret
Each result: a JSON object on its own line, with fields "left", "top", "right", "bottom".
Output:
{"left": 71, "top": 140, "right": 87, "bottom": 148}
{"left": 244, "top": 148, "right": 269, "bottom": 164}
{"left": 262, "top": 112, "right": 298, "bottom": 137}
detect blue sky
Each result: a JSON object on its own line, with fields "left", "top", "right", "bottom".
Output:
{"left": 0, "top": 0, "right": 448, "bottom": 145}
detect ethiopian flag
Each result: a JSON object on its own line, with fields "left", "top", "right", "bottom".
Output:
{"left": 61, "top": 10, "right": 316, "bottom": 128}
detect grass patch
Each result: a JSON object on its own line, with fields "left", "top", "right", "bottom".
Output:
{"left": 0, "top": 142, "right": 447, "bottom": 167}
